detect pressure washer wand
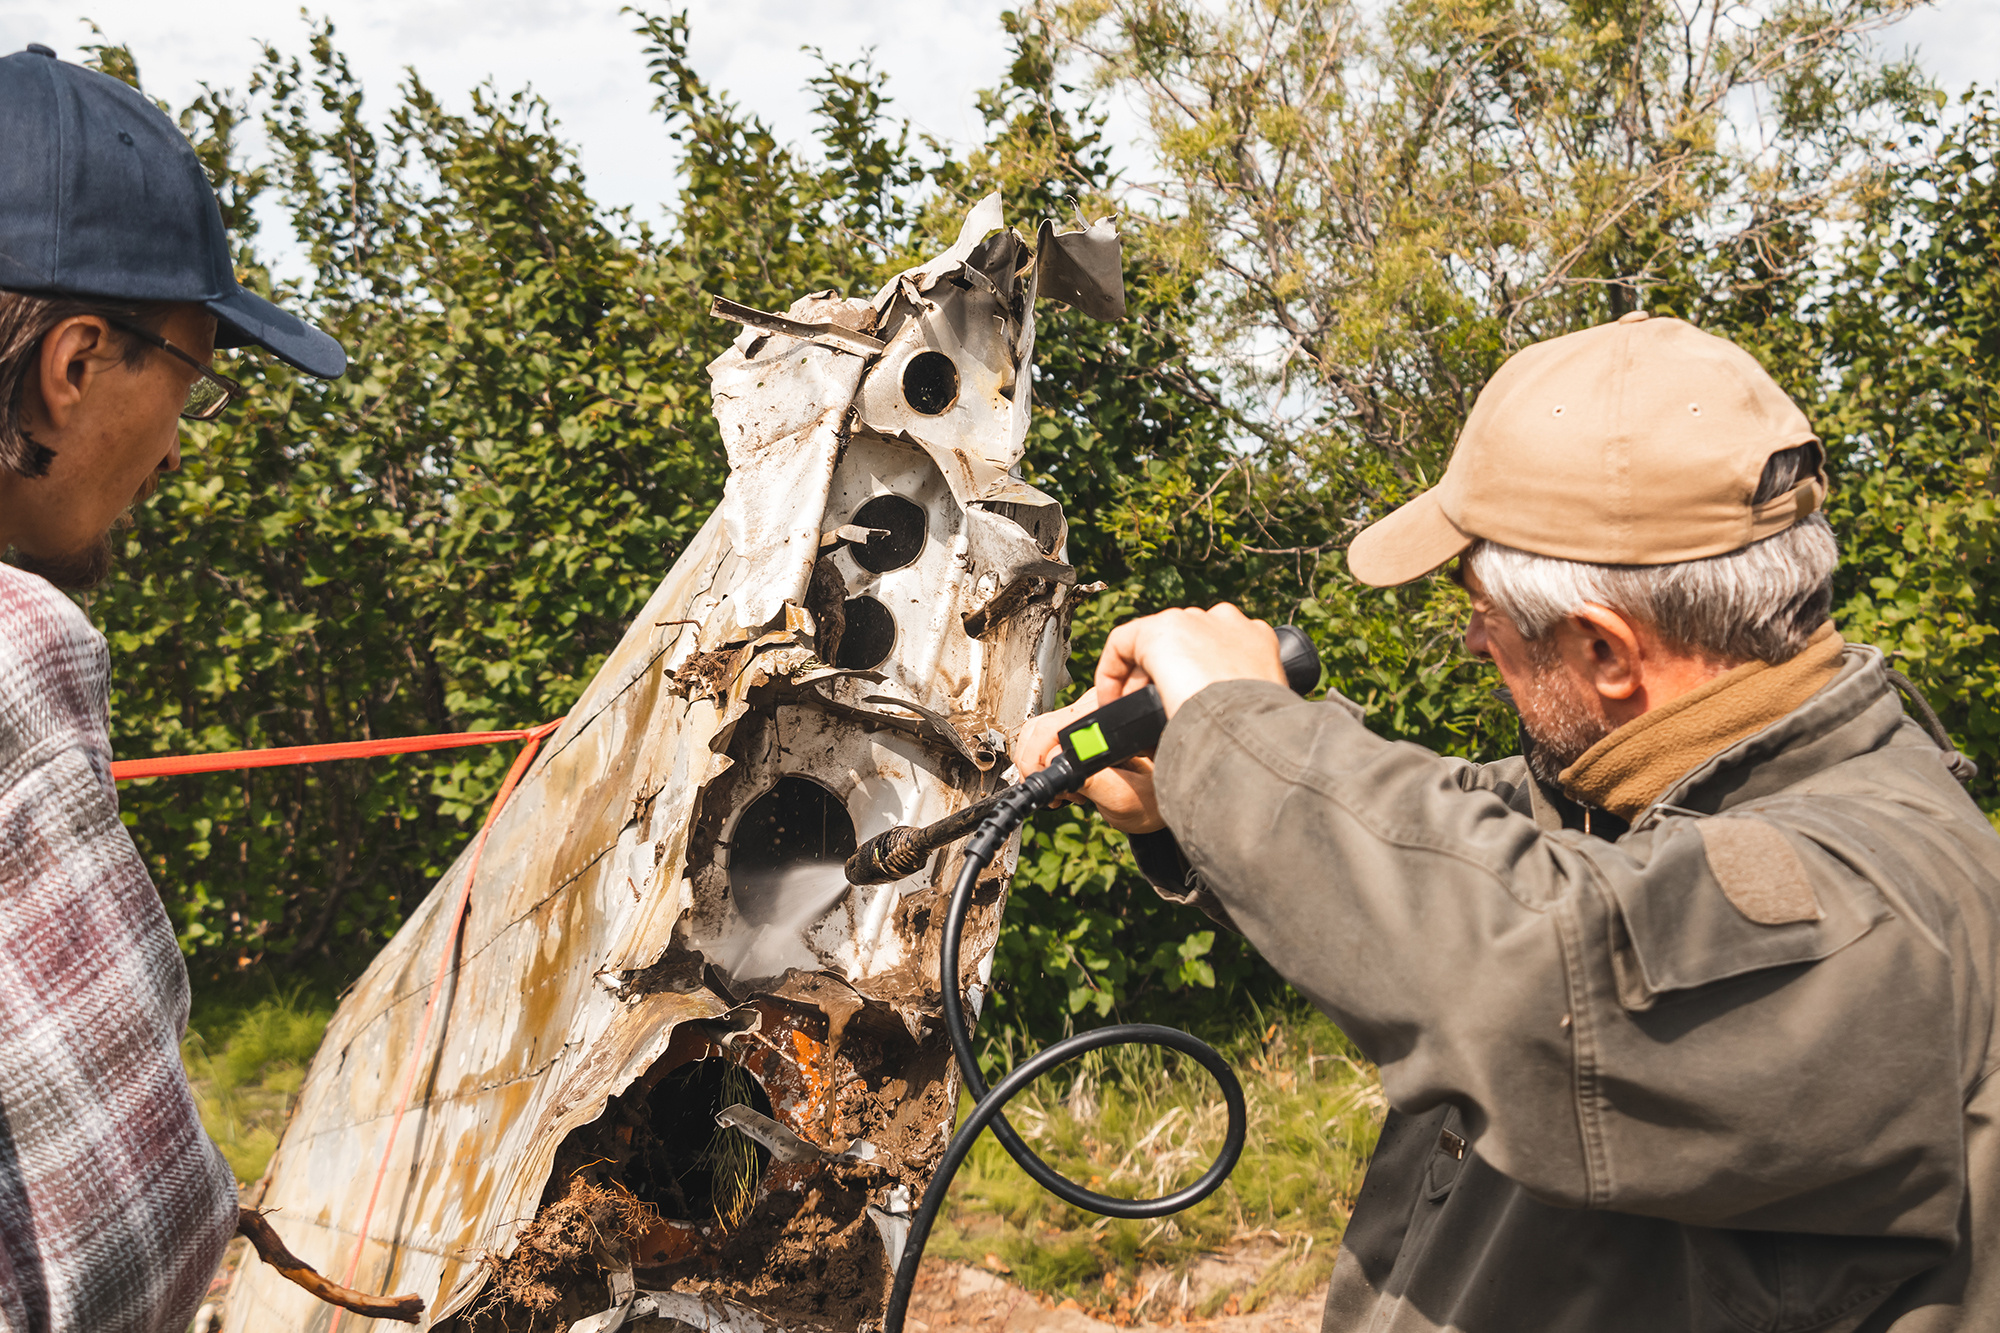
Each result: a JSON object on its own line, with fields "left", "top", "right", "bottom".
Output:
{"left": 844, "top": 626, "right": 1322, "bottom": 887}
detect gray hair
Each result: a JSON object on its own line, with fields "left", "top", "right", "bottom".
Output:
{"left": 1465, "top": 445, "right": 1837, "bottom": 666}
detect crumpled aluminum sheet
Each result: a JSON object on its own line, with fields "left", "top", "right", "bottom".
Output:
{"left": 223, "top": 197, "right": 1121, "bottom": 1333}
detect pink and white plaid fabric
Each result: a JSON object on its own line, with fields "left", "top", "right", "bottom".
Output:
{"left": 0, "top": 563, "right": 236, "bottom": 1333}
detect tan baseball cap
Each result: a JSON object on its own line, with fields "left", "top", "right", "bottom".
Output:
{"left": 1346, "top": 312, "right": 1825, "bottom": 587}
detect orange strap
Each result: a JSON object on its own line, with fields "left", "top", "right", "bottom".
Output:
{"left": 327, "top": 717, "right": 564, "bottom": 1329}
{"left": 111, "top": 726, "right": 559, "bottom": 781}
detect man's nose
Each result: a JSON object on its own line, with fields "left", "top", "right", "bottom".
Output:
{"left": 1464, "top": 611, "right": 1492, "bottom": 660}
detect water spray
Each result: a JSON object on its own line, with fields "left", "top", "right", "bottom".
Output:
{"left": 870, "top": 626, "right": 1323, "bottom": 1333}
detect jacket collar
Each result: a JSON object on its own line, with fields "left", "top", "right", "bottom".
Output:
{"left": 1519, "top": 643, "right": 1906, "bottom": 837}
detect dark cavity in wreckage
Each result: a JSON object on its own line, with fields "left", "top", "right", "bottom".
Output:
{"left": 225, "top": 195, "right": 1126, "bottom": 1333}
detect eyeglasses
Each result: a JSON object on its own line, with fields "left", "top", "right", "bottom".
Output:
{"left": 105, "top": 318, "right": 244, "bottom": 421}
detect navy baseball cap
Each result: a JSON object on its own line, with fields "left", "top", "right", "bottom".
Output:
{"left": 0, "top": 43, "right": 345, "bottom": 378}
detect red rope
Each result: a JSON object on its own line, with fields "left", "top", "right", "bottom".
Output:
{"left": 111, "top": 726, "right": 558, "bottom": 781}
{"left": 327, "top": 717, "right": 564, "bottom": 1330}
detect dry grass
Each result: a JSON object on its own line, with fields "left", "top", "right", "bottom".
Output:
{"left": 699, "top": 1062, "right": 765, "bottom": 1230}
{"left": 930, "top": 1004, "right": 1385, "bottom": 1317}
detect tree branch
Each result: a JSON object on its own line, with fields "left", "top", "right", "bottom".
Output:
{"left": 237, "top": 1208, "right": 424, "bottom": 1324}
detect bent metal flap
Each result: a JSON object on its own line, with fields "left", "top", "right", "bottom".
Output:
{"left": 224, "top": 196, "right": 1122, "bottom": 1333}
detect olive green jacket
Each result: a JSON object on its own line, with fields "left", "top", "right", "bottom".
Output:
{"left": 1143, "top": 646, "right": 1998, "bottom": 1332}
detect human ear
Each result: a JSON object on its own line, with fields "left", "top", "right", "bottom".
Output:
{"left": 1566, "top": 604, "right": 1644, "bottom": 702}
{"left": 29, "top": 317, "right": 117, "bottom": 431}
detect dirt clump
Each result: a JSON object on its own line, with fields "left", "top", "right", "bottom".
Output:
{"left": 461, "top": 1176, "right": 659, "bottom": 1330}
{"left": 906, "top": 1260, "right": 1329, "bottom": 1333}
{"left": 652, "top": 1177, "right": 886, "bottom": 1330}
{"left": 671, "top": 648, "right": 743, "bottom": 702}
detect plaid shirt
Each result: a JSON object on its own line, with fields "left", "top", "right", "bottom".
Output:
{"left": 0, "top": 564, "right": 236, "bottom": 1333}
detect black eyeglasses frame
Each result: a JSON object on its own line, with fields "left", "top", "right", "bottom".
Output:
{"left": 103, "top": 317, "right": 244, "bottom": 422}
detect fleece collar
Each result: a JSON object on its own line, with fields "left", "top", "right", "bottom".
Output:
{"left": 1559, "top": 623, "right": 1846, "bottom": 821}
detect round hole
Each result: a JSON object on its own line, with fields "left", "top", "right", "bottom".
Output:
{"left": 634, "top": 1058, "right": 775, "bottom": 1227}
{"left": 1551, "top": 404, "right": 1566, "bottom": 417}
{"left": 901, "top": 350, "right": 959, "bottom": 416}
{"left": 834, "top": 596, "right": 896, "bottom": 671}
{"left": 726, "top": 777, "right": 857, "bottom": 979}
{"left": 849, "top": 494, "right": 927, "bottom": 573}
{"left": 730, "top": 776, "right": 858, "bottom": 913}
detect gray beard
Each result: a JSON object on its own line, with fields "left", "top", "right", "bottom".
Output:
{"left": 1514, "top": 660, "right": 1615, "bottom": 790}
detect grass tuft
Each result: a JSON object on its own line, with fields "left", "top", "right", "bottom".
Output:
{"left": 932, "top": 1003, "right": 1384, "bottom": 1316}
{"left": 182, "top": 991, "right": 333, "bottom": 1184}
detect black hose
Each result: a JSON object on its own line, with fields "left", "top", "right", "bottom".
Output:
{"left": 882, "top": 778, "right": 1248, "bottom": 1333}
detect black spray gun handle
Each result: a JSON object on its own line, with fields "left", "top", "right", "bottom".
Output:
{"left": 963, "top": 625, "right": 1322, "bottom": 863}
{"left": 1048, "top": 623, "right": 1322, "bottom": 788}
{"left": 845, "top": 626, "right": 1320, "bottom": 885}
{"left": 879, "top": 624, "right": 1320, "bottom": 1333}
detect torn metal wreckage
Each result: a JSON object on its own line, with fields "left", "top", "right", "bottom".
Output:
{"left": 223, "top": 195, "right": 1127, "bottom": 1333}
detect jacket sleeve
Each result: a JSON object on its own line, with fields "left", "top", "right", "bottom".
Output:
{"left": 1127, "top": 830, "right": 1241, "bottom": 932}
{"left": 1129, "top": 693, "right": 1543, "bottom": 927}
{"left": 1153, "top": 680, "right": 1965, "bottom": 1248}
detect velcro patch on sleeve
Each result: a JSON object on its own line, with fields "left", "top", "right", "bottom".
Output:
{"left": 1697, "top": 817, "right": 1823, "bottom": 925}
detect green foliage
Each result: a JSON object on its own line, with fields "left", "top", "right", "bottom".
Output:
{"left": 51, "top": 8, "right": 2000, "bottom": 1048}
{"left": 1040, "top": 0, "right": 1948, "bottom": 818}
{"left": 1786, "top": 90, "right": 2000, "bottom": 808}
{"left": 77, "top": 16, "right": 932, "bottom": 984}
{"left": 63, "top": 10, "right": 1262, "bottom": 1037}
{"left": 89, "top": 23, "right": 730, "bottom": 973}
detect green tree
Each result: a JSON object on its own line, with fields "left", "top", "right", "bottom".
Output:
{"left": 1734, "top": 91, "right": 2000, "bottom": 811}
{"left": 59, "top": 6, "right": 1998, "bottom": 1049}
{"left": 67, "top": 13, "right": 1260, "bottom": 1039}
{"left": 1044, "top": 0, "right": 1938, "bottom": 760}
{"left": 88, "top": 18, "right": 849, "bottom": 978}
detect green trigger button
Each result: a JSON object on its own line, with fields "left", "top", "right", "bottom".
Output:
{"left": 1068, "top": 723, "right": 1109, "bottom": 762}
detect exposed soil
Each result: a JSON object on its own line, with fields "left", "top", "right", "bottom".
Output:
{"left": 478, "top": 1178, "right": 658, "bottom": 1319}
{"left": 444, "top": 987, "right": 961, "bottom": 1333}
{"left": 906, "top": 1260, "right": 1328, "bottom": 1333}
{"left": 670, "top": 1178, "right": 887, "bottom": 1330}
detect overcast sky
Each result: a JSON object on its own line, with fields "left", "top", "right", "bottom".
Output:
{"left": 2, "top": 0, "right": 1994, "bottom": 237}
{"left": 0, "top": 2, "right": 1019, "bottom": 231}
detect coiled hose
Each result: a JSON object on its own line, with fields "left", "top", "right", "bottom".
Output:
{"left": 881, "top": 772, "right": 1248, "bottom": 1333}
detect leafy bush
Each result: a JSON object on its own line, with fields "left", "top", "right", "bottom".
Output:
{"left": 182, "top": 992, "right": 334, "bottom": 1183}
{"left": 61, "top": 12, "right": 2000, "bottom": 1049}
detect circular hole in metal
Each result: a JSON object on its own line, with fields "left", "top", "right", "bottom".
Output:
{"left": 833, "top": 596, "right": 896, "bottom": 672}
{"left": 901, "top": 350, "right": 959, "bottom": 416}
{"left": 729, "top": 776, "right": 858, "bottom": 916}
{"left": 849, "top": 494, "right": 927, "bottom": 573}
{"left": 636, "top": 1058, "right": 775, "bottom": 1226}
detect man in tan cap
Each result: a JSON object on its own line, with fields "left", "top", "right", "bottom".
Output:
{"left": 1021, "top": 312, "right": 2000, "bottom": 1330}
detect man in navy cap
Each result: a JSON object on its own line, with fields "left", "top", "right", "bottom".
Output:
{"left": 0, "top": 42, "right": 345, "bottom": 1333}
